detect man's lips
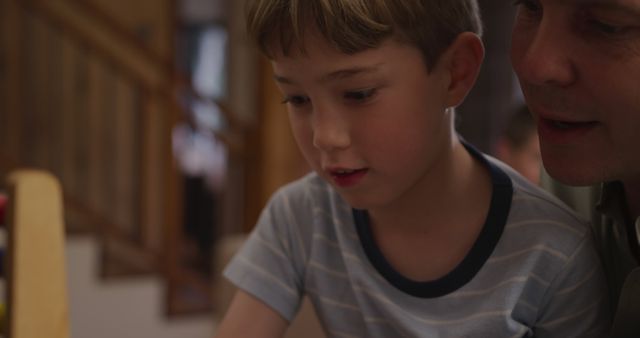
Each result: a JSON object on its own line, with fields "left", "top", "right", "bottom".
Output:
{"left": 541, "top": 118, "right": 598, "bottom": 129}
{"left": 537, "top": 117, "right": 600, "bottom": 144}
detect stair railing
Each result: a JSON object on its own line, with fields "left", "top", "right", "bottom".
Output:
{"left": 0, "top": 0, "right": 245, "bottom": 316}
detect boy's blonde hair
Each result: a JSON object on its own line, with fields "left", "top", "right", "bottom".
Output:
{"left": 246, "top": 0, "right": 482, "bottom": 69}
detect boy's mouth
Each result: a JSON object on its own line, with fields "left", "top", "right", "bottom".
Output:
{"left": 328, "top": 168, "right": 368, "bottom": 187}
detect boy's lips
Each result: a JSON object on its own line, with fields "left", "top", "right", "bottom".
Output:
{"left": 326, "top": 167, "right": 369, "bottom": 187}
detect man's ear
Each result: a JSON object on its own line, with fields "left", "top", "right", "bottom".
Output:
{"left": 442, "top": 32, "right": 484, "bottom": 108}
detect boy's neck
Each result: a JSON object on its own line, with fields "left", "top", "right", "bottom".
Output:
{"left": 364, "top": 138, "right": 493, "bottom": 281}
{"left": 368, "top": 139, "right": 491, "bottom": 233}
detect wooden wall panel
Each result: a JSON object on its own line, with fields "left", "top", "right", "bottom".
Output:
{"left": 113, "top": 75, "right": 138, "bottom": 234}
{"left": 244, "top": 57, "right": 308, "bottom": 231}
{"left": 71, "top": 49, "right": 90, "bottom": 209}
{"left": 259, "top": 58, "right": 308, "bottom": 206}
{"left": 21, "top": 14, "right": 43, "bottom": 168}
{"left": 83, "top": 0, "right": 173, "bottom": 60}
{"left": 0, "top": 0, "right": 11, "bottom": 163}
{"left": 141, "top": 94, "right": 165, "bottom": 250}
{"left": 86, "top": 55, "right": 108, "bottom": 222}
{"left": 60, "top": 35, "right": 79, "bottom": 196}
{"left": 48, "top": 27, "right": 66, "bottom": 180}
{"left": 1, "top": 0, "right": 220, "bottom": 315}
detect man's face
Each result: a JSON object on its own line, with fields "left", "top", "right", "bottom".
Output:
{"left": 511, "top": 0, "right": 640, "bottom": 186}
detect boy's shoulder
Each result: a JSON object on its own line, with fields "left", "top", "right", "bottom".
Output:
{"left": 465, "top": 142, "right": 588, "bottom": 233}
{"left": 487, "top": 155, "right": 590, "bottom": 239}
{"left": 267, "top": 172, "right": 344, "bottom": 212}
{"left": 273, "top": 171, "right": 330, "bottom": 199}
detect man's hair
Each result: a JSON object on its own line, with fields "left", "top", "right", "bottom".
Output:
{"left": 245, "top": 0, "right": 482, "bottom": 69}
{"left": 503, "top": 105, "right": 536, "bottom": 149}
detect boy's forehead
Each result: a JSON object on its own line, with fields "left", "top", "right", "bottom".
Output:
{"left": 267, "top": 26, "right": 334, "bottom": 58}
{"left": 271, "top": 42, "right": 387, "bottom": 81}
{"left": 273, "top": 64, "right": 384, "bottom": 85}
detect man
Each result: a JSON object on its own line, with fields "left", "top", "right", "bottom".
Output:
{"left": 511, "top": 0, "right": 640, "bottom": 336}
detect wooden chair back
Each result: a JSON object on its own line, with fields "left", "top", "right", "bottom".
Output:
{"left": 5, "top": 170, "right": 70, "bottom": 338}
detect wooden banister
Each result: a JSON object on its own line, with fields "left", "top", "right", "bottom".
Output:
{"left": 2, "top": 0, "right": 248, "bottom": 317}
{"left": 27, "top": 0, "right": 245, "bottom": 141}
{"left": 24, "top": 0, "right": 169, "bottom": 90}
{"left": 68, "top": 0, "right": 172, "bottom": 69}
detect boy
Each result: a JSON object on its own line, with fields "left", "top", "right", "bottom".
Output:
{"left": 217, "top": 0, "right": 609, "bottom": 337}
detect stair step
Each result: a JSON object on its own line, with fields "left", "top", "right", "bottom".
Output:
{"left": 66, "top": 236, "right": 216, "bottom": 338}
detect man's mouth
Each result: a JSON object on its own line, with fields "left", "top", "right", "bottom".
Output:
{"left": 544, "top": 119, "right": 598, "bottom": 130}
{"left": 538, "top": 118, "right": 599, "bottom": 144}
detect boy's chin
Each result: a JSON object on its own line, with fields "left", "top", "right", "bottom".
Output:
{"left": 333, "top": 190, "right": 381, "bottom": 211}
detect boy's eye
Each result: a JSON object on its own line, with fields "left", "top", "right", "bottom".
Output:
{"left": 281, "top": 95, "right": 310, "bottom": 107}
{"left": 513, "top": 0, "right": 542, "bottom": 16}
{"left": 513, "top": 0, "right": 541, "bottom": 12}
{"left": 344, "top": 88, "right": 377, "bottom": 102}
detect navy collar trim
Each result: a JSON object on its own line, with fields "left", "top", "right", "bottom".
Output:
{"left": 353, "top": 142, "right": 513, "bottom": 298}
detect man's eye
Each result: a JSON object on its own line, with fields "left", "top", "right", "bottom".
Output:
{"left": 281, "top": 95, "right": 310, "bottom": 106}
{"left": 344, "top": 88, "right": 376, "bottom": 102}
{"left": 589, "top": 19, "right": 627, "bottom": 36}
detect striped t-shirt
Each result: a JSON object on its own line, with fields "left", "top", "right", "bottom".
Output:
{"left": 224, "top": 148, "right": 609, "bottom": 337}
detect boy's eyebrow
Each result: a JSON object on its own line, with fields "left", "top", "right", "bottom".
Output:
{"left": 320, "top": 64, "right": 383, "bottom": 83}
{"left": 273, "top": 64, "right": 383, "bottom": 85}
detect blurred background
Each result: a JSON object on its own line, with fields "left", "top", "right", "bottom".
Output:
{"left": 0, "top": 0, "right": 591, "bottom": 337}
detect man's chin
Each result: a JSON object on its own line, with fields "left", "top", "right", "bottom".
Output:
{"left": 540, "top": 147, "right": 608, "bottom": 186}
{"left": 544, "top": 165, "right": 603, "bottom": 187}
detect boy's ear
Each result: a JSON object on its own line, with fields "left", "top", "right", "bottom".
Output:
{"left": 442, "top": 32, "right": 484, "bottom": 108}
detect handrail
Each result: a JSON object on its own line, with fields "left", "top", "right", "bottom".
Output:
{"left": 24, "top": 0, "right": 169, "bottom": 90}
{"left": 69, "top": 0, "right": 248, "bottom": 134}
{"left": 6, "top": 0, "right": 246, "bottom": 316}
{"left": 69, "top": 0, "right": 172, "bottom": 70}
{"left": 23, "top": 0, "right": 246, "bottom": 147}
{"left": 19, "top": 0, "right": 245, "bottom": 160}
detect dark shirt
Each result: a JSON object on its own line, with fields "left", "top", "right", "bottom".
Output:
{"left": 593, "top": 182, "right": 640, "bottom": 337}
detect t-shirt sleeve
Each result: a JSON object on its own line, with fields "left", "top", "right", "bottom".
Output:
{"left": 223, "top": 186, "right": 311, "bottom": 322}
{"left": 534, "top": 232, "right": 611, "bottom": 337}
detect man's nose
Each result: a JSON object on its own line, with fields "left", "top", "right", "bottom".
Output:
{"left": 311, "top": 107, "right": 351, "bottom": 152}
{"left": 514, "top": 20, "right": 577, "bottom": 87}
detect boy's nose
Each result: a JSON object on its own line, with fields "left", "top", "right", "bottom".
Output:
{"left": 311, "top": 110, "right": 351, "bottom": 152}
{"left": 513, "top": 20, "right": 577, "bottom": 88}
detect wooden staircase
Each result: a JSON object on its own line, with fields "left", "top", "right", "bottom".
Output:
{"left": 0, "top": 0, "right": 247, "bottom": 317}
